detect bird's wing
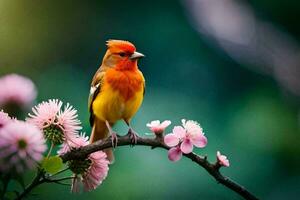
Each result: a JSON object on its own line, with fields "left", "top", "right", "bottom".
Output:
{"left": 143, "top": 79, "right": 146, "bottom": 96}
{"left": 139, "top": 70, "right": 146, "bottom": 96}
{"left": 88, "top": 68, "right": 105, "bottom": 126}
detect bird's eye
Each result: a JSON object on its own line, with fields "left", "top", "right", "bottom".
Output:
{"left": 119, "top": 52, "right": 126, "bottom": 57}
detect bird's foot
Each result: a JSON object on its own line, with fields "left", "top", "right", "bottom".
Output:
{"left": 105, "top": 120, "right": 119, "bottom": 148}
{"left": 110, "top": 132, "right": 118, "bottom": 148}
{"left": 127, "top": 128, "right": 138, "bottom": 146}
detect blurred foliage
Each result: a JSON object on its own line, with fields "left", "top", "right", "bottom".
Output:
{"left": 1, "top": 0, "right": 300, "bottom": 199}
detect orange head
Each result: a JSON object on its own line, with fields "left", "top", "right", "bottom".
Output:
{"left": 102, "top": 40, "right": 144, "bottom": 70}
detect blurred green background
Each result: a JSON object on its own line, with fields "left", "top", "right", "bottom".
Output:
{"left": 1, "top": 0, "right": 300, "bottom": 199}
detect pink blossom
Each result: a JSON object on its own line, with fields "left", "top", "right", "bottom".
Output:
{"left": 57, "top": 103, "right": 82, "bottom": 140}
{"left": 217, "top": 151, "right": 230, "bottom": 167}
{"left": 164, "top": 119, "right": 207, "bottom": 162}
{"left": 0, "top": 121, "right": 47, "bottom": 173}
{"left": 82, "top": 151, "right": 109, "bottom": 191}
{"left": 168, "top": 146, "right": 182, "bottom": 162}
{"left": 27, "top": 99, "right": 62, "bottom": 129}
{"left": 146, "top": 120, "right": 171, "bottom": 135}
{"left": 0, "top": 110, "right": 11, "bottom": 128}
{"left": 0, "top": 74, "right": 37, "bottom": 108}
{"left": 64, "top": 134, "right": 109, "bottom": 192}
{"left": 57, "top": 133, "right": 89, "bottom": 155}
{"left": 27, "top": 99, "right": 82, "bottom": 144}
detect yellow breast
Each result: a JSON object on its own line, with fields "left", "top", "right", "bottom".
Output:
{"left": 92, "top": 70, "right": 144, "bottom": 123}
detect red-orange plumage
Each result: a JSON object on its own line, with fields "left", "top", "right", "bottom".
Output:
{"left": 106, "top": 40, "right": 136, "bottom": 54}
{"left": 106, "top": 68, "right": 144, "bottom": 101}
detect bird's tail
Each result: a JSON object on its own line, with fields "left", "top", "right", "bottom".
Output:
{"left": 90, "top": 119, "right": 114, "bottom": 163}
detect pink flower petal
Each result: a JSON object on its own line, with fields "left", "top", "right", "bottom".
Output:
{"left": 0, "top": 111, "right": 11, "bottom": 128}
{"left": 160, "top": 120, "right": 171, "bottom": 128}
{"left": 182, "top": 119, "right": 203, "bottom": 136}
{"left": 172, "top": 126, "right": 186, "bottom": 139}
{"left": 217, "top": 151, "right": 230, "bottom": 167}
{"left": 146, "top": 120, "right": 160, "bottom": 128}
{"left": 180, "top": 138, "right": 193, "bottom": 154}
{"left": 146, "top": 120, "right": 171, "bottom": 135}
{"left": 150, "top": 127, "right": 162, "bottom": 134}
{"left": 191, "top": 134, "right": 207, "bottom": 148}
{"left": 164, "top": 134, "right": 179, "bottom": 147}
{"left": 168, "top": 147, "right": 182, "bottom": 162}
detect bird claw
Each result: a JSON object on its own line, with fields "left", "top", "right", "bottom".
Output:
{"left": 106, "top": 120, "right": 118, "bottom": 148}
{"left": 110, "top": 132, "right": 118, "bottom": 148}
{"left": 127, "top": 128, "right": 138, "bottom": 146}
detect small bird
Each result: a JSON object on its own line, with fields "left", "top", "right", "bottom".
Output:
{"left": 89, "top": 40, "right": 145, "bottom": 163}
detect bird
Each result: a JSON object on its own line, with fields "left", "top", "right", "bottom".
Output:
{"left": 88, "top": 39, "right": 145, "bottom": 163}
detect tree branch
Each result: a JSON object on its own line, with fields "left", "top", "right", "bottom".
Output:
{"left": 16, "top": 172, "right": 73, "bottom": 199}
{"left": 60, "top": 134, "right": 259, "bottom": 200}
{"left": 15, "top": 170, "right": 45, "bottom": 200}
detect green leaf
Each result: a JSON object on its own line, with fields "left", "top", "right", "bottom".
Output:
{"left": 41, "top": 156, "right": 63, "bottom": 174}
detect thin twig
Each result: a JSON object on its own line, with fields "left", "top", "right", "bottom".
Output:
{"left": 47, "top": 176, "right": 75, "bottom": 182}
{"left": 43, "top": 176, "right": 74, "bottom": 186}
{"left": 61, "top": 134, "right": 259, "bottom": 200}
{"left": 48, "top": 182, "right": 71, "bottom": 186}
{"left": 15, "top": 173, "right": 74, "bottom": 199}
{"left": 47, "top": 142, "right": 54, "bottom": 158}
{"left": 49, "top": 167, "right": 70, "bottom": 178}
{"left": 1, "top": 174, "right": 11, "bottom": 199}
{"left": 15, "top": 169, "right": 45, "bottom": 200}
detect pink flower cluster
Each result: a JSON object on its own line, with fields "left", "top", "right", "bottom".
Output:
{"left": 0, "top": 111, "right": 47, "bottom": 173}
{"left": 164, "top": 119, "right": 207, "bottom": 162}
{"left": 0, "top": 73, "right": 109, "bottom": 193}
{"left": 0, "top": 74, "right": 37, "bottom": 108}
{"left": 27, "top": 99, "right": 109, "bottom": 192}
{"left": 59, "top": 134, "right": 109, "bottom": 192}
{"left": 27, "top": 99, "right": 82, "bottom": 144}
{"left": 149, "top": 119, "right": 230, "bottom": 167}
